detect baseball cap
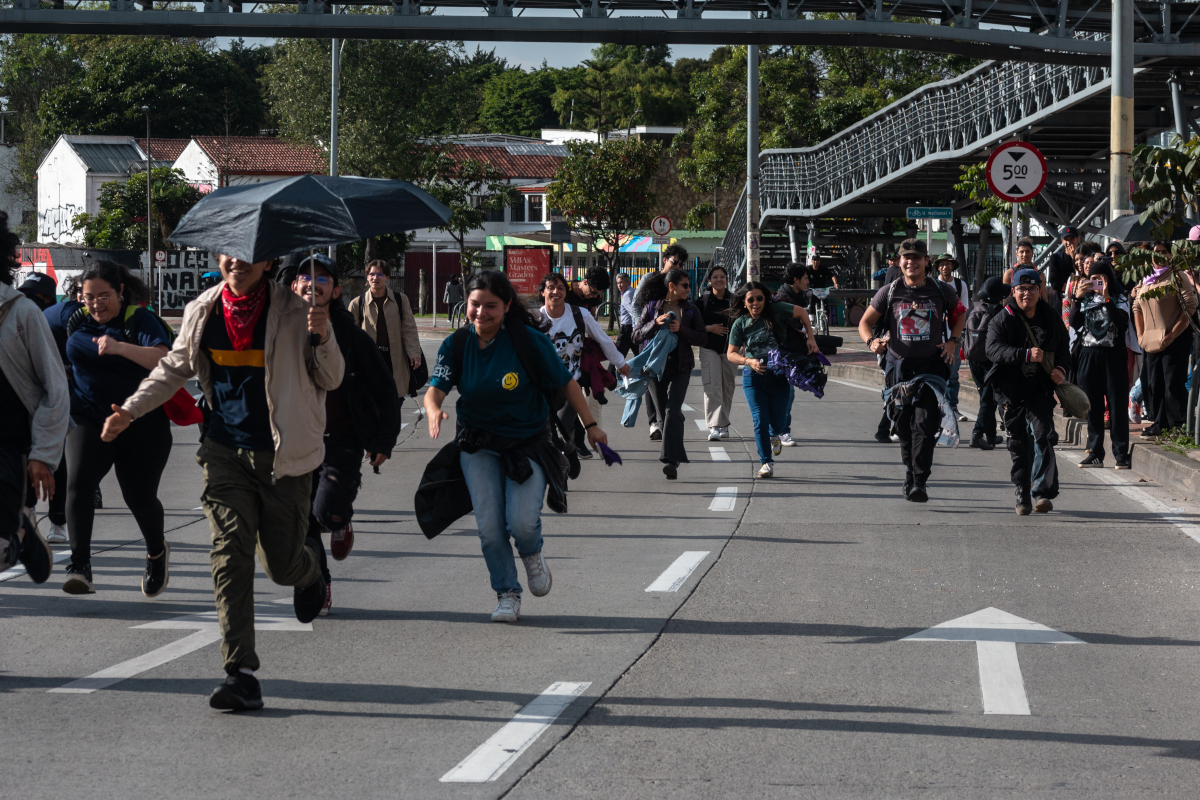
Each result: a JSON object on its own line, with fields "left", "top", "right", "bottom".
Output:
{"left": 1012, "top": 267, "right": 1043, "bottom": 287}
{"left": 979, "top": 276, "right": 1010, "bottom": 303}
{"left": 298, "top": 253, "right": 339, "bottom": 286}
{"left": 19, "top": 272, "right": 58, "bottom": 298}
{"left": 1059, "top": 225, "right": 1080, "bottom": 239}
{"left": 897, "top": 238, "right": 928, "bottom": 257}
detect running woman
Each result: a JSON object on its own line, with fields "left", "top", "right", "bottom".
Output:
{"left": 726, "top": 281, "right": 819, "bottom": 478}
{"left": 58, "top": 261, "right": 172, "bottom": 596}
{"left": 424, "top": 271, "right": 608, "bottom": 623}
{"left": 632, "top": 269, "right": 707, "bottom": 480}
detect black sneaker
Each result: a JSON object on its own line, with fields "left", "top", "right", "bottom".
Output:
{"left": 576, "top": 447, "right": 593, "bottom": 460}
{"left": 874, "top": 429, "right": 891, "bottom": 443}
{"left": 62, "top": 559, "right": 95, "bottom": 594}
{"left": 1015, "top": 488, "right": 1032, "bottom": 516}
{"left": 663, "top": 463, "right": 678, "bottom": 480}
{"left": 209, "top": 672, "right": 264, "bottom": 711}
{"left": 907, "top": 483, "right": 928, "bottom": 503}
{"left": 19, "top": 510, "right": 53, "bottom": 584}
{"left": 903, "top": 473, "right": 914, "bottom": 498}
{"left": 1078, "top": 453, "right": 1104, "bottom": 468}
{"left": 649, "top": 428, "right": 662, "bottom": 441}
{"left": 294, "top": 561, "right": 327, "bottom": 624}
{"left": 1141, "top": 424, "right": 1162, "bottom": 438}
{"left": 969, "top": 433, "right": 995, "bottom": 451}
{"left": 1115, "top": 456, "right": 1132, "bottom": 470}
{"left": 142, "top": 541, "right": 170, "bottom": 598}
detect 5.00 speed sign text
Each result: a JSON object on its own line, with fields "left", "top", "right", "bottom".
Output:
{"left": 985, "top": 141, "right": 1047, "bottom": 203}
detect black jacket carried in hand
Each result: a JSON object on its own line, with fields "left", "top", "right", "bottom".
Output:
{"left": 329, "top": 304, "right": 402, "bottom": 456}
{"left": 985, "top": 297, "right": 1070, "bottom": 405}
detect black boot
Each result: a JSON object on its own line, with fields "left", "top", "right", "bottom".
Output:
{"left": 1015, "top": 486, "right": 1032, "bottom": 516}
{"left": 903, "top": 472, "right": 914, "bottom": 498}
{"left": 969, "top": 433, "right": 994, "bottom": 450}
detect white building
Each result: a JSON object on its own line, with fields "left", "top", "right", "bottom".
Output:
{"left": 36, "top": 135, "right": 150, "bottom": 244}
{"left": 172, "top": 136, "right": 322, "bottom": 189}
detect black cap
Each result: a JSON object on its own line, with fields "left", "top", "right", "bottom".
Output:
{"left": 898, "top": 238, "right": 928, "bottom": 257}
{"left": 19, "top": 272, "right": 57, "bottom": 298}
{"left": 298, "top": 253, "right": 339, "bottom": 286}
{"left": 979, "top": 276, "right": 1010, "bottom": 303}
{"left": 1059, "top": 225, "right": 1080, "bottom": 239}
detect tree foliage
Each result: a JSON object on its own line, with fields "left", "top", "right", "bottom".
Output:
{"left": 551, "top": 45, "right": 691, "bottom": 137}
{"left": 419, "top": 149, "right": 519, "bottom": 278}
{"left": 546, "top": 137, "right": 662, "bottom": 287}
{"left": 71, "top": 167, "right": 202, "bottom": 251}
{"left": 478, "top": 68, "right": 560, "bottom": 137}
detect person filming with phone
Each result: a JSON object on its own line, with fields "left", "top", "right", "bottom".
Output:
{"left": 1070, "top": 258, "right": 1130, "bottom": 469}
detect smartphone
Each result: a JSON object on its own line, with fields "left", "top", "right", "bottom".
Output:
{"left": 1091, "top": 279, "right": 1104, "bottom": 293}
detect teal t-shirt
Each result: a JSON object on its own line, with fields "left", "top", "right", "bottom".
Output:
{"left": 429, "top": 325, "right": 572, "bottom": 439}
{"left": 727, "top": 302, "right": 795, "bottom": 360}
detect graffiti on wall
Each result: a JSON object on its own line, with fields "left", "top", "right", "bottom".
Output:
{"left": 153, "top": 250, "right": 214, "bottom": 311}
{"left": 38, "top": 204, "right": 81, "bottom": 241}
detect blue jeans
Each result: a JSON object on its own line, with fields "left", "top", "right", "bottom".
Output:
{"left": 742, "top": 368, "right": 790, "bottom": 463}
{"left": 782, "top": 385, "right": 795, "bottom": 435}
{"left": 460, "top": 448, "right": 546, "bottom": 596}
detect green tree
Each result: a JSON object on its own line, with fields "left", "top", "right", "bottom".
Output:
{"left": 478, "top": 68, "right": 559, "bottom": 137}
{"left": 419, "top": 149, "right": 519, "bottom": 279}
{"left": 38, "top": 37, "right": 267, "bottom": 139}
{"left": 546, "top": 137, "right": 662, "bottom": 328}
{"left": 72, "top": 167, "right": 202, "bottom": 251}
{"left": 551, "top": 44, "right": 690, "bottom": 135}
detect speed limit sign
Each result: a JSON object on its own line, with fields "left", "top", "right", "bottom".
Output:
{"left": 985, "top": 141, "right": 1047, "bottom": 203}
{"left": 650, "top": 216, "right": 672, "bottom": 236}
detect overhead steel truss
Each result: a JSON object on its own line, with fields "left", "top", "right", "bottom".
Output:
{"left": 6, "top": 1, "right": 1200, "bottom": 66}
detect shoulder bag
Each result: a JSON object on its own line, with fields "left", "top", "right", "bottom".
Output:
{"left": 1014, "top": 312, "right": 1091, "bottom": 418}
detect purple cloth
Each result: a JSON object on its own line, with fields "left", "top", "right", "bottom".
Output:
{"left": 1143, "top": 264, "right": 1172, "bottom": 286}
{"left": 597, "top": 441, "right": 623, "bottom": 466}
{"left": 765, "top": 349, "right": 831, "bottom": 399}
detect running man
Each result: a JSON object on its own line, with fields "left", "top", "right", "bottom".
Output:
{"left": 103, "top": 253, "right": 343, "bottom": 711}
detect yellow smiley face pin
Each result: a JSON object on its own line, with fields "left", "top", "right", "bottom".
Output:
{"left": 502, "top": 372, "right": 519, "bottom": 390}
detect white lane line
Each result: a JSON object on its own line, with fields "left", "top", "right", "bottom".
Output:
{"left": 693, "top": 419, "right": 707, "bottom": 431}
{"left": 681, "top": 403, "right": 695, "bottom": 412}
{"left": 645, "top": 551, "right": 710, "bottom": 592}
{"left": 0, "top": 550, "right": 70, "bottom": 583}
{"left": 440, "top": 681, "right": 591, "bottom": 783}
{"left": 976, "top": 641, "right": 1032, "bottom": 715}
{"left": 709, "top": 487, "right": 738, "bottom": 511}
{"left": 50, "top": 629, "right": 224, "bottom": 694}
{"left": 708, "top": 446, "right": 730, "bottom": 462}
{"left": 401, "top": 423, "right": 409, "bottom": 430}
{"left": 1059, "top": 451, "right": 1200, "bottom": 544}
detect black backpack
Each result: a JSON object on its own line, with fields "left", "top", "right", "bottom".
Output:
{"left": 963, "top": 299, "right": 1003, "bottom": 363}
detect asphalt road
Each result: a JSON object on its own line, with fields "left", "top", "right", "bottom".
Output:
{"left": 3, "top": 341, "right": 1199, "bottom": 799}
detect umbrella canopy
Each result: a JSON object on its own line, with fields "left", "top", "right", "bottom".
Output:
{"left": 169, "top": 174, "right": 451, "bottom": 263}
{"left": 1094, "top": 214, "right": 1189, "bottom": 243}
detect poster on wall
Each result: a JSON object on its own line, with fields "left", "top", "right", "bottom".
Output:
{"left": 504, "top": 246, "right": 552, "bottom": 296}
{"left": 154, "top": 250, "right": 215, "bottom": 311}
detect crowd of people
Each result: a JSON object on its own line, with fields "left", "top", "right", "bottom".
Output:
{"left": 4, "top": 202, "right": 1194, "bottom": 711}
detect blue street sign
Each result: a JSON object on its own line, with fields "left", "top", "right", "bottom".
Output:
{"left": 906, "top": 207, "right": 954, "bottom": 219}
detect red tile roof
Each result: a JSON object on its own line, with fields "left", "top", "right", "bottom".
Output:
{"left": 449, "top": 145, "right": 563, "bottom": 181}
{"left": 135, "top": 138, "right": 190, "bottom": 163}
{"left": 192, "top": 136, "right": 324, "bottom": 175}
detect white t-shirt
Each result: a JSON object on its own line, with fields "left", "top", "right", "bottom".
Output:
{"left": 540, "top": 304, "right": 626, "bottom": 380}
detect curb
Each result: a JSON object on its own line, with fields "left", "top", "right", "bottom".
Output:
{"left": 826, "top": 361, "right": 1200, "bottom": 497}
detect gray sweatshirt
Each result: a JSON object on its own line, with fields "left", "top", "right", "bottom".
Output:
{"left": 0, "top": 282, "right": 70, "bottom": 468}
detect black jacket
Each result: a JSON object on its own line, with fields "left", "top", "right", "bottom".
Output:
{"left": 1047, "top": 250, "right": 1073, "bottom": 295}
{"left": 985, "top": 297, "right": 1070, "bottom": 404}
{"left": 329, "top": 305, "right": 402, "bottom": 456}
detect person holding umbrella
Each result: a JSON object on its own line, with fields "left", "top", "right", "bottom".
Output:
{"left": 102, "top": 253, "right": 344, "bottom": 712}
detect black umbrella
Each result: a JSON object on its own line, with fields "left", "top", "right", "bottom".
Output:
{"left": 1094, "top": 214, "right": 1190, "bottom": 242}
{"left": 168, "top": 174, "right": 451, "bottom": 263}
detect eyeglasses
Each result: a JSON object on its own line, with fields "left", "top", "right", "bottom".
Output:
{"left": 746, "top": 295, "right": 766, "bottom": 304}
{"left": 1013, "top": 285, "right": 1039, "bottom": 294}
{"left": 367, "top": 272, "right": 387, "bottom": 280}
{"left": 297, "top": 274, "right": 332, "bottom": 286}
{"left": 677, "top": 283, "right": 690, "bottom": 290}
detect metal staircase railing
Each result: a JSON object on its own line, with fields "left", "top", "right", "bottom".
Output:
{"left": 717, "top": 50, "right": 1115, "bottom": 283}
{"left": 714, "top": 186, "right": 748, "bottom": 279}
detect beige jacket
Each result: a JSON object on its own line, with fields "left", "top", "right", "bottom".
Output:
{"left": 1134, "top": 272, "right": 1198, "bottom": 353}
{"left": 122, "top": 280, "right": 344, "bottom": 478}
{"left": 347, "top": 288, "right": 420, "bottom": 396}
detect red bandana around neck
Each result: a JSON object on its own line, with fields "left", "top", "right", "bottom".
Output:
{"left": 221, "top": 281, "right": 267, "bottom": 352}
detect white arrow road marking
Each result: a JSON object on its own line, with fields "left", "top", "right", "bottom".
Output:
{"left": 904, "top": 607, "right": 1083, "bottom": 715}
{"left": 708, "top": 487, "right": 738, "bottom": 511}
{"left": 49, "top": 604, "right": 311, "bottom": 694}
{"left": 440, "top": 681, "right": 591, "bottom": 783}
{"left": 646, "top": 551, "right": 710, "bottom": 592}
{"left": 708, "top": 446, "right": 730, "bottom": 462}
{"left": 693, "top": 419, "right": 708, "bottom": 431}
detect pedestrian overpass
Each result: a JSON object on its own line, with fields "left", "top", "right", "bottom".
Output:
{"left": 717, "top": 56, "right": 1180, "bottom": 282}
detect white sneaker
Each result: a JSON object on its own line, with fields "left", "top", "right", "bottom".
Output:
{"left": 491, "top": 591, "right": 521, "bottom": 623}
{"left": 707, "top": 427, "right": 721, "bottom": 441}
{"left": 46, "top": 523, "right": 68, "bottom": 544}
{"left": 718, "top": 427, "right": 730, "bottom": 439}
{"left": 889, "top": 434, "right": 900, "bottom": 442}
{"left": 757, "top": 462, "right": 774, "bottom": 478}
{"left": 778, "top": 433, "right": 796, "bottom": 447}
{"left": 771, "top": 436, "right": 782, "bottom": 455}
{"left": 521, "top": 551, "right": 552, "bottom": 597}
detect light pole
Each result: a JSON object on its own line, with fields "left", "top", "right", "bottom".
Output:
{"left": 329, "top": 15, "right": 341, "bottom": 262}
{"left": 143, "top": 105, "right": 158, "bottom": 310}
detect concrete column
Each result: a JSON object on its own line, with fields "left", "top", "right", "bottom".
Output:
{"left": 787, "top": 222, "right": 800, "bottom": 262}
{"left": 746, "top": 44, "right": 760, "bottom": 280}
{"left": 1170, "top": 71, "right": 1189, "bottom": 143}
{"left": 1110, "top": 0, "right": 1134, "bottom": 218}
